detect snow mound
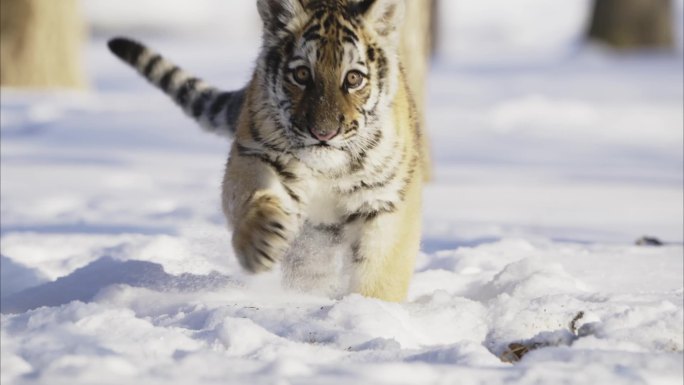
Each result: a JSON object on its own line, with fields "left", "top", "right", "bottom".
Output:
{"left": 2, "top": 238, "right": 682, "bottom": 384}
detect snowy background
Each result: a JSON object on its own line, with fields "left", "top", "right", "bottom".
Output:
{"left": 1, "top": 1, "right": 683, "bottom": 384}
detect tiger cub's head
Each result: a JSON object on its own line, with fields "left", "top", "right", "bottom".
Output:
{"left": 255, "top": 0, "right": 405, "bottom": 169}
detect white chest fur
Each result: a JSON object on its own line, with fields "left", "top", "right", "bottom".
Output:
{"left": 303, "top": 177, "right": 346, "bottom": 225}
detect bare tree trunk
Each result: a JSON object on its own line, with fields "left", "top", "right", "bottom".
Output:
{"left": 587, "top": 0, "right": 675, "bottom": 49}
{"left": 401, "top": 0, "right": 436, "bottom": 182}
{"left": 1, "top": 0, "right": 86, "bottom": 88}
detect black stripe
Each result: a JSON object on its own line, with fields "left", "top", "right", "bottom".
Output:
{"left": 303, "top": 25, "right": 321, "bottom": 41}
{"left": 376, "top": 48, "right": 388, "bottom": 93}
{"left": 355, "top": 142, "right": 414, "bottom": 202}
{"left": 236, "top": 143, "right": 260, "bottom": 156}
{"left": 224, "top": 89, "right": 245, "bottom": 133}
{"left": 344, "top": 165, "right": 399, "bottom": 194}
{"left": 143, "top": 55, "right": 162, "bottom": 77}
{"left": 270, "top": 221, "right": 285, "bottom": 231}
{"left": 260, "top": 223, "right": 287, "bottom": 241}
{"left": 313, "top": 9, "right": 325, "bottom": 20}
{"left": 322, "top": 15, "right": 333, "bottom": 29}
{"left": 249, "top": 119, "right": 265, "bottom": 142}
{"left": 265, "top": 48, "right": 283, "bottom": 92}
{"left": 255, "top": 248, "right": 275, "bottom": 263}
{"left": 342, "top": 36, "right": 356, "bottom": 45}
{"left": 368, "top": 86, "right": 382, "bottom": 114}
{"left": 284, "top": 39, "right": 295, "bottom": 55}
{"left": 270, "top": 229, "right": 288, "bottom": 241}
{"left": 273, "top": 164, "right": 297, "bottom": 181}
{"left": 351, "top": 242, "right": 364, "bottom": 263}
{"left": 403, "top": 74, "right": 423, "bottom": 145}
{"left": 351, "top": 0, "right": 375, "bottom": 16}
{"left": 366, "top": 46, "right": 376, "bottom": 62}
{"left": 191, "top": 89, "right": 213, "bottom": 118}
{"left": 248, "top": 110, "right": 289, "bottom": 152}
{"left": 159, "top": 67, "right": 180, "bottom": 92}
{"left": 283, "top": 185, "right": 302, "bottom": 204}
{"left": 209, "top": 92, "right": 231, "bottom": 123}
{"left": 313, "top": 223, "right": 343, "bottom": 238}
{"left": 260, "top": 151, "right": 293, "bottom": 179}
{"left": 349, "top": 129, "right": 383, "bottom": 172}
{"left": 365, "top": 129, "right": 383, "bottom": 150}
{"left": 176, "top": 78, "right": 199, "bottom": 106}
{"left": 398, "top": 154, "right": 419, "bottom": 200}
{"left": 341, "top": 26, "right": 359, "bottom": 42}
{"left": 236, "top": 143, "right": 297, "bottom": 182}
{"left": 346, "top": 202, "right": 397, "bottom": 223}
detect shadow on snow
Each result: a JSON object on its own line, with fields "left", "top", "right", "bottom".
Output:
{"left": 0, "top": 256, "right": 236, "bottom": 314}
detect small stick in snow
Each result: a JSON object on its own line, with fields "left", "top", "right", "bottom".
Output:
{"left": 569, "top": 311, "right": 585, "bottom": 335}
{"left": 499, "top": 311, "right": 587, "bottom": 363}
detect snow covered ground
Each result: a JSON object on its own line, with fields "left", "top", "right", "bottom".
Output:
{"left": 1, "top": 1, "right": 683, "bottom": 384}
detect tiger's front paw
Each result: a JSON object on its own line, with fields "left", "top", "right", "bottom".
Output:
{"left": 232, "top": 193, "right": 296, "bottom": 273}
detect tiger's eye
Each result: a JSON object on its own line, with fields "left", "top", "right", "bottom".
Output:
{"left": 345, "top": 70, "right": 364, "bottom": 89}
{"left": 293, "top": 66, "right": 311, "bottom": 85}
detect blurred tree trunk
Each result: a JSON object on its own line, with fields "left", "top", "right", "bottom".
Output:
{"left": 0, "top": 0, "right": 86, "bottom": 88}
{"left": 401, "top": 0, "right": 437, "bottom": 181}
{"left": 587, "top": 0, "right": 674, "bottom": 49}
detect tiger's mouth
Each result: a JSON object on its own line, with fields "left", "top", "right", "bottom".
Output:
{"left": 301, "top": 142, "right": 341, "bottom": 152}
{"left": 306, "top": 139, "right": 346, "bottom": 150}
{"left": 294, "top": 139, "right": 347, "bottom": 158}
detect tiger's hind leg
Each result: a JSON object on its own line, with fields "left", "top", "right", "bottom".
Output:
{"left": 344, "top": 178, "right": 422, "bottom": 302}
{"left": 346, "top": 216, "right": 420, "bottom": 302}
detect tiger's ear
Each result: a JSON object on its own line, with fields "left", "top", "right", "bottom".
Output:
{"left": 257, "top": 0, "right": 306, "bottom": 36}
{"left": 355, "top": 0, "right": 405, "bottom": 42}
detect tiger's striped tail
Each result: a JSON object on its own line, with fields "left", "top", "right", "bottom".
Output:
{"left": 107, "top": 37, "right": 244, "bottom": 137}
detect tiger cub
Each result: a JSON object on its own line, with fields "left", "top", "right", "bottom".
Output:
{"left": 108, "top": 0, "right": 424, "bottom": 302}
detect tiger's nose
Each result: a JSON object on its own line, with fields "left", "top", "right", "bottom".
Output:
{"left": 309, "top": 126, "right": 339, "bottom": 142}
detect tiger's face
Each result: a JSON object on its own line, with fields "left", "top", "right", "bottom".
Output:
{"left": 256, "top": 0, "right": 405, "bottom": 170}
